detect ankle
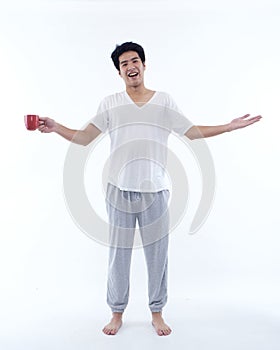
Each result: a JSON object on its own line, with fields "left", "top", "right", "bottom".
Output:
{"left": 112, "top": 312, "right": 123, "bottom": 319}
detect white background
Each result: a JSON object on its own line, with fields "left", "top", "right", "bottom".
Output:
{"left": 0, "top": 0, "right": 279, "bottom": 349}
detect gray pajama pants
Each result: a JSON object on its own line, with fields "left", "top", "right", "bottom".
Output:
{"left": 105, "top": 183, "right": 170, "bottom": 313}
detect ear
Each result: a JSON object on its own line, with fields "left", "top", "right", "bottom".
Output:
{"left": 143, "top": 62, "right": 146, "bottom": 70}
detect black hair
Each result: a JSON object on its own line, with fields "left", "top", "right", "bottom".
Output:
{"left": 111, "top": 42, "right": 146, "bottom": 71}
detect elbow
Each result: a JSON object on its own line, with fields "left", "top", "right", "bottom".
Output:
{"left": 184, "top": 133, "right": 196, "bottom": 141}
{"left": 187, "top": 135, "right": 196, "bottom": 141}
{"left": 82, "top": 131, "right": 91, "bottom": 146}
{"left": 83, "top": 140, "right": 90, "bottom": 147}
{"left": 184, "top": 126, "right": 197, "bottom": 141}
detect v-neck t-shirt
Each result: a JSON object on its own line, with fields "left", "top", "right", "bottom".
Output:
{"left": 91, "top": 91, "right": 193, "bottom": 192}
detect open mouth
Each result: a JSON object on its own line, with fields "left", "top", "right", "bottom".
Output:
{"left": 127, "top": 72, "right": 139, "bottom": 78}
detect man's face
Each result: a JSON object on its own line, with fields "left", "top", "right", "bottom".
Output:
{"left": 118, "top": 51, "right": 146, "bottom": 88}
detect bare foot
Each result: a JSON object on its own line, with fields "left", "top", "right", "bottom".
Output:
{"left": 152, "top": 312, "right": 172, "bottom": 336}
{"left": 102, "top": 312, "right": 123, "bottom": 335}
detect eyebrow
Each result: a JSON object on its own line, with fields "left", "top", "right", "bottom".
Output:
{"left": 120, "top": 56, "right": 139, "bottom": 65}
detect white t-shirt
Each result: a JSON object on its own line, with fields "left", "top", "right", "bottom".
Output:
{"left": 91, "top": 91, "right": 193, "bottom": 192}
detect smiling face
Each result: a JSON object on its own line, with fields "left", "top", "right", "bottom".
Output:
{"left": 118, "top": 51, "right": 146, "bottom": 89}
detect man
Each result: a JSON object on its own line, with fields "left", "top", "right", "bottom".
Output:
{"left": 38, "top": 42, "right": 261, "bottom": 336}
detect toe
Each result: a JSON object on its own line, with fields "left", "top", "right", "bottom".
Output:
{"left": 106, "top": 328, "right": 112, "bottom": 335}
{"left": 163, "top": 327, "right": 171, "bottom": 335}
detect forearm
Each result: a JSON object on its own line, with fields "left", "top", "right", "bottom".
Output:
{"left": 185, "top": 114, "right": 262, "bottom": 140}
{"left": 54, "top": 123, "right": 89, "bottom": 145}
{"left": 186, "top": 124, "right": 230, "bottom": 140}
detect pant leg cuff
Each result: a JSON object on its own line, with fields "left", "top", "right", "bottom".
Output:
{"left": 111, "top": 309, "right": 125, "bottom": 313}
{"left": 150, "top": 309, "right": 162, "bottom": 313}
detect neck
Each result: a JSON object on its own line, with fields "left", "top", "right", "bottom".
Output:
{"left": 126, "top": 84, "right": 148, "bottom": 96}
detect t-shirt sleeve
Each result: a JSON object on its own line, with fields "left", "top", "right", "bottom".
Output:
{"left": 90, "top": 98, "right": 109, "bottom": 133}
{"left": 165, "top": 93, "right": 193, "bottom": 136}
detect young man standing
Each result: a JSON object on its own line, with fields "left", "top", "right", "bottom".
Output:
{"left": 38, "top": 42, "right": 261, "bottom": 336}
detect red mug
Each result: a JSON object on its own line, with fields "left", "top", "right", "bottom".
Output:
{"left": 24, "top": 115, "right": 39, "bottom": 131}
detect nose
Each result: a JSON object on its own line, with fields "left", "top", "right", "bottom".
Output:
{"left": 127, "top": 62, "right": 136, "bottom": 70}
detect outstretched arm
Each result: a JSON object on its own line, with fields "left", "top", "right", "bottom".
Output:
{"left": 185, "top": 114, "right": 262, "bottom": 140}
{"left": 38, "top": 117, "right": 102, "bottom": 146}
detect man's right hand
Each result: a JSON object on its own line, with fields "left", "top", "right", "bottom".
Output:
{"left": 38, "top": 117, "right": 57, "bottom": 133}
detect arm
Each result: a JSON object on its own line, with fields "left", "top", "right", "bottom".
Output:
{"left": 38, "top": 117, "right": 102, "bottom": 146}
{"left": 185, "top": 114, "right": 262, "bottom": 140}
